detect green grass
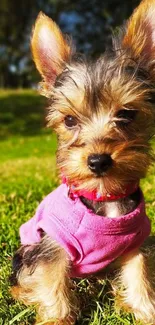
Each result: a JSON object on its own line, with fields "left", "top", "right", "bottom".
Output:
{"left": 0, "top": 89, "right": 155, "bottom": 325}
{"left": 0, "top": 89, "right": 47, "bottom": 139}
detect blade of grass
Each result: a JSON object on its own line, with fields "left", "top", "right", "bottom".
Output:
{"left": 9, "top": 307, "right": 33, "bottom": 325}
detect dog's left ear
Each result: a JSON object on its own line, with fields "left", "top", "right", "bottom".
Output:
{"left": 122, "top": 0, "right": 155, "bottom": 67}
{"left": 31, "top": 12, "right": 72, "bottom": 88}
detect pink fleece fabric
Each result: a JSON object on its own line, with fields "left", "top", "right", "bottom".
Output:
{"left": 20, "top": 184, "right": 151, "bottom": 277}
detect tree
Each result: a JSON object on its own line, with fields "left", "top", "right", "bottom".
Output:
{"left": 0, "top": 0, "right": 140, "bottom": 88}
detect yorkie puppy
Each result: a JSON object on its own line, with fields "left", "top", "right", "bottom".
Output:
{"left": 10, "top": 0, "right": 155, "bottom": 324}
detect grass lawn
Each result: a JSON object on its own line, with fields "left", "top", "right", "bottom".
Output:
{"left": 0, "top": 89, "right": 155, "bottom": 325}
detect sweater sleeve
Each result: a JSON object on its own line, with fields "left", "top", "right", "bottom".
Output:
{"left": 20, "top": 199, "right": 45, "bottom": 245}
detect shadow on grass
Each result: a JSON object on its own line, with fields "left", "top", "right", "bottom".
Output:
{"left": 0, "top": 89, "right": 49, "bottom": 139}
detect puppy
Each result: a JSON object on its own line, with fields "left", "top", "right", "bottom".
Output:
{"left": 11, "top": 0, "right": 155, "bottom": 323}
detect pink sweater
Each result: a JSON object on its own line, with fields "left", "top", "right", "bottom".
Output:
{"left": 20, "top": 184, "right": 151, "bottom": 277}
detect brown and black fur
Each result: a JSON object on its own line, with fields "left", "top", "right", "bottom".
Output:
{"left": 10, "top": 0, "right": 155, "bottom": 324}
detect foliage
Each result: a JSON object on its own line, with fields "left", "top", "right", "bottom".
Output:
{"left": 0, "top": 90, "right": 155, "bottom": 324}
{"left": 0, "top": 0, "right": 140, "bottom": 88}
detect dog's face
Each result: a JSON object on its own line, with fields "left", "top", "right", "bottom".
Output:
{"left": 31, "top": 0, "right": 155, "bottom": 195}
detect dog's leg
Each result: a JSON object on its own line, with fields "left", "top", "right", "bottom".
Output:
{"left": 113, "top": 248, "right": 155, "bottom": 324}
{"left": 10, "top": 235, "right": 77, "bottom": 325}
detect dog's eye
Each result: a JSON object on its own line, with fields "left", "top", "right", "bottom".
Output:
{"left": 64, "top": 115, "right": 78, "bottom": 128}
{"left": 116, "top": 109, "right": 137, "bottom": 124}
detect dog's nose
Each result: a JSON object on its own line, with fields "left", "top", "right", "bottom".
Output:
{"left": 87, "top": 154, "right": 112, "bottom": 175}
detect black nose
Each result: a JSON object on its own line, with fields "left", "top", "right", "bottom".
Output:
{"left": 88, "top": 154, "right": 112, "bottom": 175}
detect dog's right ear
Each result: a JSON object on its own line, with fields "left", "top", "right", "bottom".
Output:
{"left": 31, "top": 12, "right": 72, "bottom": 88}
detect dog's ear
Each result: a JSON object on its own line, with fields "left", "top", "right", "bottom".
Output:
{"left": 122, "top": 0, "right": 155, "bottom": 63}
{"left": 31, "top": 12, "right": 72, "bottom": 86}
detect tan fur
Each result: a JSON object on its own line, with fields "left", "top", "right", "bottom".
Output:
{"left": 113, "top": 248, "right": 155, "bottom": 323}
{"left": 123, "top": 0, "right": 155, "bottom": 61}
{"left": 11, "top": 242, "right": 77, "bottom": 323}
{"left": 31, "top": 12, "right": 72, "bottom": 86}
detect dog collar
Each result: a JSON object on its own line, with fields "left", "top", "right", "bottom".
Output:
{"left": 62, "top": 176, "right": 139, "bottom": 202}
